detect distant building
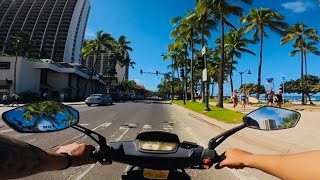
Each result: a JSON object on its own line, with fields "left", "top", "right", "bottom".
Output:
{"left": 82, "top": 47, "right": 129, "bottom": 90}
{"left": 0, "top": 0, "right": 90, "bottom": 63}
{"left": 262, "top": 119, "right": 277, "bottom": 130}
{"left": 0, "top": 56, "right": 105, "bottom": 100}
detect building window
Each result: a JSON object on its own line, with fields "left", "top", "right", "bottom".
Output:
{"left": 0, "top": 62, "right": 10, "bottom": 69}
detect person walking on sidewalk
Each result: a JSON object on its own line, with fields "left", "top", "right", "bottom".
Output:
{"left": 11, "top": 93, "right": 19, "bottom": 107}
{"left": 266, "top": 88, "right": 274, "bottom": 106}
{"left": 60, "top": 92, "right": 65, "bottom": 102}
{"left": 2, "top": 94, "right": 8, "bottom": 106}
{"left": 275, "top": 89, "right": 283, "bottom": 108}
{"left": 240, "top": 91, "right": 247, "bottom": 109}
{"left": 231, "top": 90, "right": 238, "bottom": 109}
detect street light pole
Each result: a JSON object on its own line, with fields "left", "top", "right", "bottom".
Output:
{"left": 239, "top": 70, "right": 252, "bottom": 88}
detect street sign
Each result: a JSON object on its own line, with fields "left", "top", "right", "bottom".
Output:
{"left": 202, "top": 68, "right": 207, "bottom": 82}
{"left": 201, "top": 46, "right": 206, "bottom": 56}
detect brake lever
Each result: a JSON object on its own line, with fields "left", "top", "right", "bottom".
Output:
{"left": 214, "top": 152, "right": 226, "bottom": 169}
{"left": 72, "top": 125, "right": 112, "bottom": 164}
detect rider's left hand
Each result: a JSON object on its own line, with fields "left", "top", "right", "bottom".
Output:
{"left": 56, "top": 143, "right": 96, "bottom": 166}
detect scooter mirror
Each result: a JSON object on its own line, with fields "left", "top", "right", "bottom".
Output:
{"left": 243, "top": 106, "right": 301, "bottom": 131}
{"left": 1, "top": 101, "right": 79, "bottom": 133}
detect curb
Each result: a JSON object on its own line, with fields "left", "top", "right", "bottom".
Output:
{"left": 63, "top": 102, "right": 86, "bottom": 106}
{"left": 171, "top": 103, "right": 311, "bottom": 153}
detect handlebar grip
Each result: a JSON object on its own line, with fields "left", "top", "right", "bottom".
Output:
{"left": 91, "top": 146, "right": 112, "bottom": 164}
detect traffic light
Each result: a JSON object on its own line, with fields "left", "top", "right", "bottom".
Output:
{"left": 140, "top": 70, "right": 143, "bottom": 74}
{"left": 198, "top": 56, "right": 204, "bottom": 69}
{"left": 180, "top": 69, "right": 184, "bottom": 78}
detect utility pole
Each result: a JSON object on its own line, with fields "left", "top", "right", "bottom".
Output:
{"left": 202, "top": 47, "right": 210, "bottom": 111}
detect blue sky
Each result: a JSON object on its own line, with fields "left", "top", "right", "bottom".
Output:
{"left": 84, "top": 0, "right": 320, "bottom": 94}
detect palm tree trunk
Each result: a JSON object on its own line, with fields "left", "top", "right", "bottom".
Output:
{"left": 201, "top": 17, "right": 205, "bottom": 103}
{"left": 304, "top": 52, "right": 307, "bottom": 75}
{"left": 13, "top": 53, "right": 18, "bottom": 94}
{"left": 256, "top": 28, "right": 263, "bottom": 99}
{"left": 229, "top": 55, "right": 234, "bottom": 95}
{"left": 307, "top": 93, "right": 314, "bottom": 105}
{"left": 190, "top": 29, "right": 195, "bottom": 102}
{"left": 216, "top": 12, "right": 225, "bottom": 108}
{"left": 300, "top": 48, "right": 305, "bottom": 105}
{"left": 211, "top": 81, "right": 214, "bottom": 97}
{"left": 184, "top": 43, "right": 188, "bottom": 102}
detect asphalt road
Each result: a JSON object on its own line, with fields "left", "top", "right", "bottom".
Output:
{"left": 0, "top": 101, "right": 279, "bottom": 180}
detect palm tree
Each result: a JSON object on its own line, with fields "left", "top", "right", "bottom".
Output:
{"left": 290, "top": 40, "right": 320, "bottom": 74}
{"left": 195, "top": 1, "right": 218, "bottom": 103}
{"left": 280, "top": 23, "right": 319, "bottom": 104}
{"left": 215, "top": 29, "right": 256, "bottom": 95}
{"left": 241, "top": 8, "right": 288, "bottom": 99}
{"left": 207, "top": 0, "right": 252, "bottom": 108}
{"left": 170, "top": 11, "right": 200, "bottom": 102}
{"left": 81, "top": 30, "right": 115, "bottom": 94}
{"left": 170, "top": 17, "right": 190, "bottom": 102}
{"left": 7, "top": 31, "right": 32, "bottom": 94}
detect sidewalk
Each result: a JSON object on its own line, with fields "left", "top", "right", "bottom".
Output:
{"left": 172, "top": 102, "right": 320, "bottom": 153}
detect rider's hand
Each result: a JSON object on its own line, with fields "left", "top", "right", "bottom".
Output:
{"left": 217, "top": 148, "right": 253, "bottom": 169}
{"left": 56, "top": 143, "right": 96, "bottom": 166}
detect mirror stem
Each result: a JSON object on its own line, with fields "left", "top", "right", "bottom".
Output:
{"left": 72, "top": 125, "right": 108, "bottom": 149}
{"left": 208, "top": 124, "right": 246, "bottom": 150}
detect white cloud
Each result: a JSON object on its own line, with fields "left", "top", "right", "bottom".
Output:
{"left": 281, "top": 1, "right": 315, "bottom": 13}
{"left": 84, "top": 29, "right": 96, "bottom": 39}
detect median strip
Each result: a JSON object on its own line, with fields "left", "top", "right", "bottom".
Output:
{"left": 172, "top": 100, "right": 243, "bottom": 124}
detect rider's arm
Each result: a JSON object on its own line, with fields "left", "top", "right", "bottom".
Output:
{"left": 0, "top": 134, "right": 95, "bottom": 179}
{"left": 220, "top": 148, "right": 320, "bottom": 180}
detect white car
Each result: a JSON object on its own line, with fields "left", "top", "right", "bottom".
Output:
{"left": 85, "top": 94, "right": 112, "bottom": 106}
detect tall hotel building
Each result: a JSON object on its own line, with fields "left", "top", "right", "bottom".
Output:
{"left": 0, "top": 0, "right": 90, "bottom": 63}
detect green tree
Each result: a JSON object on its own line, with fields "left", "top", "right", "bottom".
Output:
{"left": 81, "top": 30, "right": 116, "bottom": 94}
{"left": 280, "top": 23, "right": 319, "bottom": 104}
{"left": 7, "top": 31, "right": 33, "bottom": 94}
{"left": 215, "top": 29, "right": 256, "bottom": 95}
{"left": 195, "top": 0, "right": 218, "bottom": 103}
{"left": 241, "top": 8, "right": 288, "bottom": 99}
{"left": 282, "top": 75, "right": 320, "bottom": 105}
{"left": 239, "top": 83, "right": 266, "bottom": 95}
{"left": 204, "top": 0, "right": 252, "bottom": 108}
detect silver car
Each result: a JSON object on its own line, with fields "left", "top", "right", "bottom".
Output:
{"left": 85, "top": 94, "right": 112, "bottom": 106}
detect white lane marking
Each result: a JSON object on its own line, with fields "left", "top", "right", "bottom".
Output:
{"left": 73, "top": 126, "right": 130, "bottom": 180}
{"left": 116, "top": 128, "right": 129, "bottom": 141}
{"left": 75, "top": 123, "right": 112, "bottom": 143}
{"left": 53, "top": 123, "right": 112, "bottom": 148}
{"left": 0, "top": 129, "right": 14, "bottom": 133}
{"left": 72, "top": 164, "right": 96, "bottom": 180}
{"left": 79, "top": 124, "right": 89, "bottom": 126}
{"left": 142, "top": 124, "right": 152, "bottom": 131}
{"left": 180, "top": 120, "right": 258, "bottom": 180}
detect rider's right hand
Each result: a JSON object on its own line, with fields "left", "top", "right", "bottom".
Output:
{"left": 217, "top": 148, "right": 253, "bottom": 169}
{"left": 56, "top": 143, "right": 98, "bottom": 167}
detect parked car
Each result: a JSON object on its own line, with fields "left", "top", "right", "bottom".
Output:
{"left": 110, "top": 93, "right": 126, "bottom": 102}
{"left": 85, "top": 94, "right": 112, "bottom": 106}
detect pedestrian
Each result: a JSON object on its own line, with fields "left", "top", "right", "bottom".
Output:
{"left": 60, "top": 92, "right": 65, "bottom": 102}
{"left": 266, "top": 88, "right": 274, "bottom": 106}
{"left": 2, "top": 94, "right": 8, "bottom": 106}
{"left": 275, "top": 89, "right": 283, "bottom": 108}
{"left": 231, "top": 90, "right": 238, "bottom": 109}
{"left": 240, "top": 91, "right": 247, "bottom": 109}
{"left": 42, "top": 92, "right": 47, "bottom": 101}
{"left": 11, "top": 93, "right": 19, "bottom": 107}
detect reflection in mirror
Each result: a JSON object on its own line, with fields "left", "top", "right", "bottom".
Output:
{"left": 243, "top": 107, "right": 300, "bottom": 131}
{"left": 2, "top": 101, "right": 79, "bottom": 133}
